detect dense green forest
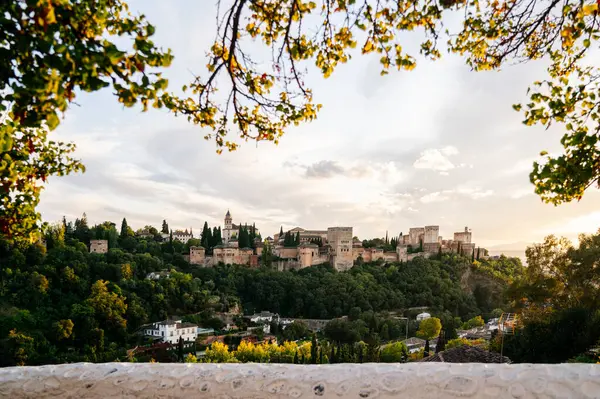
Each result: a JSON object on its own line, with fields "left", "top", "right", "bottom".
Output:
{"left": 0, "top": 215, "right": 518, "bottom": 366}
{"left": 190, "top": 257, "right": 515, "bottom": 320}
{"left": 1, "top": 214, "right": 598, "bottom": 366}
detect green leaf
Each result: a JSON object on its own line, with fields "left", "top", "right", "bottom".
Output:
{"left": 105, "top": 47, "right": 123, "bottom": 65}
{"left": 47, "top": 112, "right": 60, "bottom": 130}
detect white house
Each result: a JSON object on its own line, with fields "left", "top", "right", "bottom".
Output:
{"left": 249, "top": 311, "right": 279, "bottom": 324}
{"left": 416, "top": 312, "right": 431, "bottom": 321}
{"left": 146, "top": 271, "right": 170, "bottom": 280}
{"left": 160, "top": 229, "right": 194, "bottom": 244}
{"left": 280, "top": 318, "right": 294, "bottom": 329}
{"left": 403, "top": 337, "right": 426, "bottom": 353}
{"left": 143, "top": 319, "right": 198, "bottom": 344}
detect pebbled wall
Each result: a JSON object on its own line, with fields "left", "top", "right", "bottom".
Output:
{"left": 1, "top": 362, "right": 599, "bottom": 398}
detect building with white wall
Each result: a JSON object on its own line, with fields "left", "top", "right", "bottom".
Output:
{"left": 416, "top": 312, "right": 431, "bottom": 322}
{"left": 248, "top": 311, "right": 280, "bottom": 324}
{"left": 143, "top": 319, "right": 198, "bottom": 344}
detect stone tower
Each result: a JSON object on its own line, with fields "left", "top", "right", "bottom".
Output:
{"left": 327, "top": 227, "right": 353, "bottom": 271}
{"left": 225, "top": 210, "right": 232, "bottom": 230}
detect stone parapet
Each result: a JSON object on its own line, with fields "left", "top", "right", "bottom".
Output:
{"left": 1, "top": 362, "right": 598, "bottom": 398}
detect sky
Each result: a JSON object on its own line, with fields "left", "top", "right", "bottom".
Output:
{"left": 39, "top": 0, "right": 600, "bottom": 250}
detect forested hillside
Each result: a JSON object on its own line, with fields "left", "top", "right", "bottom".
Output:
{"left": 192, "top": 257, "right": 517, "bottom": 320}
{"left": 0, "top": 215, "right": 519, "bottom": 366}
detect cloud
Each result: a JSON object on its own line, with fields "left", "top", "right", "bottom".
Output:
{"left": 420, "top": 191, "right": 451, "bottom": 203}
{"left": 413, "top": 146, "right": 459, "bottom": 172}
{"left": 34, "top": 0, "right": 600, "bottom": 251}
{"left": 419, "top": 186, "right": 493, "bottom": 203}
{"left": 305, "top": 160, "right": 345, "bottom": 178}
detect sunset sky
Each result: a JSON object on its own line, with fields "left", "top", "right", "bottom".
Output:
{"left": 39, "top": 0, "right": 600, "bottom": 250}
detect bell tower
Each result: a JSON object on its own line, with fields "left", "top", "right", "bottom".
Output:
{"left": 225, "top": 210, "right": 232, "bottom": 230}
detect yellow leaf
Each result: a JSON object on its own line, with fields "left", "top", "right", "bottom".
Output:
{"left": 582, "top": 3, "right": 598, "bottom": 15}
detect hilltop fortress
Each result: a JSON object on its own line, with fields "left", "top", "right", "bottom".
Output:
{"left": 187, "top": 211, "right": 487, "bottom": 271}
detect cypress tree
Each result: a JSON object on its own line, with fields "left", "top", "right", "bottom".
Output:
{"left": 279, "top": 226, "right": 284, "bottom": 239}
{"left": 201, "top": 222, "right": 209, "bottom": 244}
{"left": 120, "top": 218, "right": 128, "bottom": 238}
{"left": 435, "top": 331, "right": 446, "bottom": 354}
{"left": 301, "top": 352, "right": 305, "bottom": 364}
{"left": 476, "top": 247, "right": 480, "bottom": 260}
{"left": 295, "top": 231, "right": 300, "bottom": 246}
{"left": 204, "top": 228, "right": 213, "bottom": 250}
{"left": 212, "top": 226, "right": 219, "bottom": 247}
{"left": 471, "top": 248, "right": 475, "bottom": 262}
{"left": 311, "top": 335, "right": 318, "bottom": 364}
{"left": 330, "top": 345, "right": 336, "bottom": 364}
{"left": 424, "top": 340, "right": 430, "bottom": 357}
{"left": 438, "top": 245, "right": 442, "bottom": 258}
{"left": 358, "top": 344, "right": 364, "bottom": 363}
{"left": 293, "top": 351, "right": 299, "bottom": 364}
{"left": 385, "top": 231, "right": 388, "bottom": 245}
{"left": 161, "top": 220, "right": 169, "bottom": 234}
{"left": 178, "top": 337, "right": 184, "bottom": 362}
{"left": 319, "top": 347, "right": 324, "bottom": 364}
{"left": 284, "top": 231, "right": 292, "bottom": 247}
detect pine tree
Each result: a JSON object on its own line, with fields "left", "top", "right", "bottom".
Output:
{"left": 74, "top": 213, "right": 91, "bottom": 244}
{"left": 120, "top": 218, "right": 128, "bottom": 238}
{"left": 161, "top": 220, "right": 169, "bottom": 234}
